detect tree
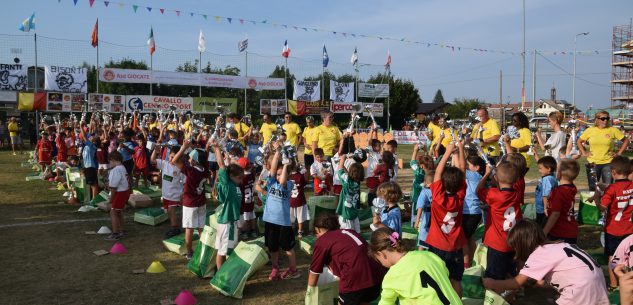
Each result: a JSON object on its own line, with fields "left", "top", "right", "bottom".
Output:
{"left": 433, "top": 89, "right": 445, "bottom": 104}
{"left": 444, "top": 98, "right": 483, "bottom": 119}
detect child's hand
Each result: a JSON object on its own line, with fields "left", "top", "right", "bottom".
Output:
{"left": 446, "top": 142, "right": 456, "bottom": 154}
{"left": 485, "top": 164, "right": 493, "bottom": 175}
{"left": 414, "top": 220, "right": 420, "bottom": 230}
{"left": 372, "top": 214, "right": 380, "bottom": 224}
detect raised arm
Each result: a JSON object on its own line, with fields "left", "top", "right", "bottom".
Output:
{"left": 434, "top": 143, "right": 455, "bottom": 182}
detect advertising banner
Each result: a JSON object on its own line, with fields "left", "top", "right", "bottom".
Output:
{"left": 292, "top": 80, "right": 320, "bottom": 101}
{"left": 329, "top": 81, "right": 354, "bottom": 102}
{"left": 193, "top": 97, "right": 238, "bottom": 114}
{"left": 125, "top": 95, "right": 193, "bottom": 113}
{"left": 0, "top": 64, "right": 27, "bottom": 91}
{"left": 287, "top": 100, "right": 330, "bottom": 116}
{"left": 88, "top": 94, "right": 125, "bottom": 112}
{"left": 46, "top": 92, "right": 86, "bottom": 112}
{"left": 358, "top": 83, "right": 389, "bottom": 98}
{"left": 361, "top": 103, "right": 384, "bottom": 118}
{"left": 44, "top": 66, "right": 88, "bottom": 93}
{"left": 330, "top": 102, "right": 363, "bottom": 114}
{"left": 260, "top": 99, "right": 287, "bottom": 115}
{"left": 392, "top": 131, "right": 430, "bottom": 145}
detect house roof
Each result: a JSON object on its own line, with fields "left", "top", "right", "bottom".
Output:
{"left": 415, "top": 102, "right": 449, "bottom": 114}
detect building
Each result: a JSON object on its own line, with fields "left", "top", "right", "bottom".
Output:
{"left": 611, "top": 20, "right": 633, "bottom": 119}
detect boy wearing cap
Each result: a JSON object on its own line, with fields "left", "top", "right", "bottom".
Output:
{"left": 173, "top": 138, "right": 211, "bottom": 260}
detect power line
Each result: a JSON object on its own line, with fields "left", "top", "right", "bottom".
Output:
{"left": 537, "top": 52, "right": 610, "bottom": 88}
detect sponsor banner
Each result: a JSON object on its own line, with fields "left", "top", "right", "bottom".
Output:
{"left": 193, "top": 97, "right": 238, "bottom": 114}
{"left": 362, "top": 103, "right": 384, "bottom": 117}
{"left": 46, "top": 92, "right": 86, "bottom": 112}
{"left": 88, "top": 94, "right": 125, "bottom": 112}
{"left": 330, "top": 102, "right": 363, "bottom": 114}
{"left": 44, "top": 65, "right": 88, "bottom": 93}
{"left": 392, "top": 131, "right": 430, "bottom": 145}
{"left": 0, "top": 91, "right": 17, "bottom": 103}
{"left": 260, "top": 99, "right": 287, "bottom": 115}
{"left": 329, "top": 81, "right": 354, "bottom": 102}
{"left": 125, "top": 95, "right": 193, "bottom": 113}
{"left": 287, "top": 100, "right": 330, "bottom": 116}
{"left": 0, "top": 64, "right": 27, "bottom": 91}
{"left": 99, "top": 68, "right": 285, "bottom": 90}
{"left": 358, "top": 83, "right": 389, "bottom": 98}
{"left": 292, "top": 80, "right": 320, "bottom": 101}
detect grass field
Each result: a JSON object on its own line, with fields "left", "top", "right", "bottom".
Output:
{"left": 0, "top": 145, "right": 611, "bottom": 305}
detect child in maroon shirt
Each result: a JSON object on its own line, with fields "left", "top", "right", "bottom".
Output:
{"left": 544, "top": 160, "right": 580, "bottom": 244}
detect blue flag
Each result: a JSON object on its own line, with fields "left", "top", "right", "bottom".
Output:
{"left": 18, "top": 13, "right": 35, "bottom": 32}
{"left": 238, "top": 39, "right": 248, "bottom": 53}
{"left": 322, "top": 45, "right": 329, "bottom": 68}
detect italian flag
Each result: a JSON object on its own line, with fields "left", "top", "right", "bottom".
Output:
{"left": 147, "top": 27, "right": 156, "bottom": 56}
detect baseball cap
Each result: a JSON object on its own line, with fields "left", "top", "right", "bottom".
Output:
{"left": 188, "top": 149, "right": 201, "bottom": 163}
{"left": 237, "top": 157, "right": 249, "bottom": 169}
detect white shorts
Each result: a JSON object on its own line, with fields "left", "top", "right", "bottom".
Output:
{"left": 182, "top": 205, "right": 206, "bottom": 229}
{"left": 290, "top": 205, "right": 311, "bottom": 224}
{"left": 98, "top": 164, "right": 109, "bottom": 170}
{"left": 215, "top": 221, "right": 239, "bottom": 256}
{"left": 338, "top": 216, "right": 360, "bottom": 233}
{"left": 238, "top": 211, "right": 256, "bottom": 229}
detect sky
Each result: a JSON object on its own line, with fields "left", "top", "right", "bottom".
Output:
{"left": 1, "top": 0, "right": 632, "bottom": 111}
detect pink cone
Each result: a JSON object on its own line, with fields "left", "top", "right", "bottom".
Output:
{"left": 109, "top": 242, "right": 126, "bottom": 254}
{"left": 174, "top": 290, "right": 196, "bottom": 305}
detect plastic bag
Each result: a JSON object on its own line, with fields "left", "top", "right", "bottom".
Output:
{"left": 521, "top": 203, "right": 536, "bottom": 220}
{"left": 462, "top": 265, "right": 485, "bottom": 299}
{"left": 578, "top": 191, "right": 601, "bottom": 226}
{"left": 163, "top": 232, "right": 199, "bottom": 255}
{"left": 308, "top": 196, "right": 338, "bottom": 231}
{"left": 210, "top": 238, "right": 268, "bottom": 299}
{"left": 305, "top": 267, "right": 339, "bottom": 305}
{"left": 473, "top": 244, "right": 488, "bottom": 269}
{"left": 188, "top": 225, "right": 218, "bottom": 278}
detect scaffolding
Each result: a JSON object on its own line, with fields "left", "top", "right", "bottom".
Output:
{"left": 611, "top": 20, "right": 633, "bottom": 116}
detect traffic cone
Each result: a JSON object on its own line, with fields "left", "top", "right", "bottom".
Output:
{"left": 174, "top": 290, "right": 196, "bottom": 305}
{"left": 109, "top": 242, "right": 126, "bottom": 254}
{"left": 97, "top": 226, "right": 112, "bottom": 234}
{"left": 146, "top": 260, "right": 166, "bottom": 273}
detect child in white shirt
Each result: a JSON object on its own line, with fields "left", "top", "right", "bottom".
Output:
{"left": 106, "top": 151, "right": 131, "bottom": 241}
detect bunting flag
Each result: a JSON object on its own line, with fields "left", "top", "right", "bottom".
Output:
{"left": 18, "top": 13, "right": 35, "bottom": 32}
{"left": 281, "top": 40, "right": 290, "bottom": 58}
{"left": 104, "top": 1, "right": 109, "bottom": 7}
{"left": 350, "top": 47, "right": 358, "bottom": 65}
{"left": 147, "top": 27, "right": 156, "bottom": 55}
{"left": 238, "top": 38, "right": 248, "bottom": 53}
{"left": 198, "top": 30, "right": 205, "bottom": 53}
{"left": 322, "top": 45, "right": 329, "bottom": 68}
{"left": 385, "top": 50, "right": 391, "bottom": 71}
{"left": 91, "top": 19, "right": 99, "bottom": 48}
{"left": 89, "top": 0, "right": 95, "bottom": 7}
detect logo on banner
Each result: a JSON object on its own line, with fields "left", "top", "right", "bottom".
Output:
{"left": 330, "top": 81, "right": 354, "bottom": 102}
{"left": 103, "top": 69, "right": 115, "bottom": 81}
{"left": 128, "top": 97, "right": 144, "bottom": 111}
{"left": 0, "top": 64, "right": 27, "bottom": 91}
{"left": 248, "top": 78, "right": 257, "bottom": 89}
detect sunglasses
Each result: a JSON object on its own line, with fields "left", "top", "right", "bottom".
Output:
{"left": 597, "top": 117, "right": 610, "bottom": 121}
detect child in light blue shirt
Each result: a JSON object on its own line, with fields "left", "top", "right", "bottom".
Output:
{"left": 372, "top": 181, "right": 403, "bottom": 237}
{"left": 415, "top": 173, "right": 434, "bottom": 249}
{"left": 535, "top": 156, "right": 558, "bottom": 227}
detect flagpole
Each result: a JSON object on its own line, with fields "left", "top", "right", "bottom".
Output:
{"left": 244, "top": 50, "right": 247, "bottom": 117}
{"left": 284, "top": 57, "right": 288, "bottom": 101}
{"left": 150, "top": 55, "right": 153, "bottom": 96}
{"left": 387, "top": 68, "right": 391, "bottom": 131}
{"left": 321, "top": 66, "right": 325, "bottom": 101}
{"left": 34, "top": 32, "right": 39, "bottom": 137}
{"left": 199, "top": 51, "right": 202, "bottom": 98}
{"left": 96, "top": 42, "right": 100, "bottom": 94}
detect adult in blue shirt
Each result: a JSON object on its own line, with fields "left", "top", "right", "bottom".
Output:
{"left": 80, "top": 123, "right": 99, "bottom": 201}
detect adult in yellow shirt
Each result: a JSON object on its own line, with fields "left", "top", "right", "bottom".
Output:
{"left": 427, "top": 116, "right": 441, "bottom": 147}
{"left": 8, "top": 117, "right": 20, "bottom": 155}
{"left": 282, "top": 112, "right": 302, "bottom": 147}
{"left": 148, "top": 115, "right": 159, "bottom": 131}
{"left": 259, "top": 114, "right": 278, "bottom": 144}
{"left": 471, "top": 107, "right": 501, "bottom": 162}
{"left": 228, "top": 113, "right": 250, "bottom": 146}
{"left": 503, "top": 112, "right": 533, "bottom": 168}
{"left": 311, "top": 111, "right": 341, "bottom": 157}
{"left": 578, "top": 110, "right": 630, "bottom": 191}
{"left": 302, "top": 116, "right": 317, "bottom": 168}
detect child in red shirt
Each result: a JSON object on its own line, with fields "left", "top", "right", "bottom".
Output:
{"left": 133, "top": 134, "right": 150, "bottom": 188}
{"left": 425, "top": 142, "right": 467, "bottom": 297}
{"left": 289, "top": 164, "right": 308, "bottom": 238}
{"left": 599, "top": 156, "right": 633, "bottom": 290}
{"left": 543, "top": 160, "right": 580, "bottom": 244}
{"left": 477, "top": 161, "right": 523, "bottom": 284}
{"left": 36, "top": 132, "right": 53, "bottom": 173}
{"left": 310, "top": 148, "right": 332, "bottom": 196}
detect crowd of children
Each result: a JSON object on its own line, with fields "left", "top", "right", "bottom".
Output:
{"left": 29, "top": 109, "right": 633, "bottom": 305}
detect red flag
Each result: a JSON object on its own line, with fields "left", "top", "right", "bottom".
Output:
{"left": 281, "top": 40, "right": 290, "bottom": 58}
{"left": 91, "top": 19, "right": 98, "bottom": 48}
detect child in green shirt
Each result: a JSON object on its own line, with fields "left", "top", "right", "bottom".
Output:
{"left": 335, "top": 153, "right": 365, "bottom": 233}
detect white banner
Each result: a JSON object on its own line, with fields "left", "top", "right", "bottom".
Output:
{"left": 46, "top": 92, "right": 86, "bottom": 112}
{"left": 88, "top": 94, "right": 126, "bottom": 112}
{"left": 358, "top": 83, "right": 389, "bottom": 98}
{"left": 260, "top": 99, "right": 287, "bottom": 115}
{"left": 0, "top": 64, "right": 27, "bottom": 91}
{"left": 99, "top": 68, "right": 285, "bottom": 90}
{"left": 329, "top": 81, "right": 354, "bottom": 102}
{"left": 293, "top": 80, "right": 320, "bottom": 101}
{"left": 45, "top": 66, "right": 88, "bottom": 93}
{"left": 362, "top": 103, "right": 384, "bottom": 117}
{"left": 392, "top": 131, "right": 430, "bottom": 145}
{"left": 330, "top": 102, "right": 363, "bottom": 114}
{"left": 125, "top": 95, "right": 193, "bottom": 113}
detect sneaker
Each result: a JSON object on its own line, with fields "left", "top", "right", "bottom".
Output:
{"left": 104, "top": 233, "right": 121, "bottom": 241}
{"left": 280, "top": 268, "right": 301, "bottom": 280}
{"left": 119, "top": 231, "right": 128, "bottom": 237}
{"left": 186, "top": 252, "right": 193, "bottom": 260}
{"left": 165, "top": 228, "right": 179, "bottom": 238}
{"left": 268, "top": 267, "right": 280, "bottom": 281}
{"left": 297, "top": 231, "right": 303, "bottom": 239}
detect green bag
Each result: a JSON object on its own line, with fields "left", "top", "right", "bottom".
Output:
{"left": 402, "top": 224, "right": 418, "bottom": 240}
{"left": 305, "top": 267, "right": 339, "bottom": 305}
{"left": 91, "top": 190, "right": 110, "bottom": 207}
{"left": 610, "top": 290, "right": 621, "bottom": 305}
{"left": 308, "top": 196, "right": 338, "bottom": 232}
{"left": 25, "top": 172, "right": 43, "bottom": 181}
{"left": 473, "top": 244, "right": 488, "bottom": 269}
{"left": 188, "top": 225, "right": 218, "bottom": 278}
{"left": 473, "top": 224, "right": 485, "bottom": 245}
{"left": 358, "top": 208, "right": 373, "bottom": 229}
{"left": 483, "top": 290, "right": 511, "bottom": 305}
{"left": 163, "top": 232, "right": 199, "bottom": 255}
{"left": 578, "top": 191, "right": 601, "bottom": 226}
{"left": 521, "top": 203, "right": 536, "bottom": 220}
{"left": 300, "top": 235, "right": 317, "bottom": 255}
{"left": 134, "top": 208, "right": 169, "bottom": 226}
{"left": 462, "top": 265, "right": 485, "bottom": 299}
{"left": 133, "top": 186, "right": 162, "bottom": 199}
{"left": 210, "top": 238, "right": 268, "bottom": 299}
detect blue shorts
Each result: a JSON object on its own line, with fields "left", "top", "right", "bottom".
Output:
{"left": 484, "top": 246, "right": 517, "bottom": 280}
{"left": 427, "top": 245, "right": 464, "bottom": 281}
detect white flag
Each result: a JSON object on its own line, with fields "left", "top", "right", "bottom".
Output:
{"left": 350, "top": 47, "right": 358, "bottom": 65}
{"left": 198, "top": 30, "right": 206, "bottom": 53}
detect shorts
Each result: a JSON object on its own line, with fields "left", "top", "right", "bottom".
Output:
{"left": 548, "top": 234, "right": 577, "bottom": 244}
{"left": 484, "top": 246, "right": 517, "bottom": 280}
{"left": 462, "top": 214, "right": 482, "bottom": 239}
{"left": 84, "top": 167, "right": 98, "bottom": 185}
{"left": 238, "top": 211, "right": 256, "bottom": 229}
{"left": 338, "top": 216, "right": 360, "bottom": 233}
{"left": 418, "top": 239, "right": 430, "bottom": 250}
{"left": 39, "top": 160, "right": 52, "bottom": 166}
{"left": 10, "top": 135, "right": 18, "bottom": 145}
{"left": 208, "top": 161, "right": 219, "bottom": 172}
{"left": 428, "top": 245, "right": 464, "bottom": 281}
{"left": 123, "top": 159, "right": 134, "bottom": 175}
{"left": 290, "top": 205, "right": 310, "bottom": 224}
{"left": 536, "top": 213, "right": 547, "bottom": 227}
{"left": 605, "top": 233, "right": 631, "bottom": 257}
{"left": 264, "top": 222, "right": 295, "bottom": 252}
{"left": 111, "top": 190, "right": 131, "bottom": 210}
{"left": 332, "top": 185, "right": 342, "bottom": 196}
{"left": 98, "top": 164, "right": 109, "bottom": 170}
{"left": 215, "top": 222, "right": 239, "bottom": 256}
{"left": 304, "top": 154, "right": 314, "bottom": 170}
{"left": 338, "top": 284, "right": 381, "bottom": 305}
{"left": 134, "top": 167, "right": 149, "bottom": 177}
{"left": 182, "top": 205, "right": 207, "bottom": 229}
{"left": 162, "top": 198, "right": 181, "bottom": 210}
